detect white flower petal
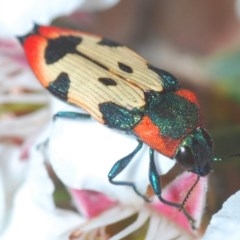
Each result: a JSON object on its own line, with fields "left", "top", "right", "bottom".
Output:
{"left": 0, "top": 0, "right": 120, "bottom": 37}
{"left": 1, "top": 146, "right": 82, "bottom": 240}
{"left": 80, "top": 206, "right": 137, "bottom": 232}
{"left": 203, "top": 190, "right": 240, "bottom": 240}
{"left": 109, "top": 209, "right": 149, "bottom": 240}
{"left": 0, "top": 42, "right": 42, "bottom": 91}
{"left": 147, "top": 212, "right": 194, "bottom": 240}
{"left": 0, "top": 108, "right": 50, "bottom": 139}
{"left": 0, "top": 144, "right": 29, "bottom": 233}
{"left": 80, "top": 0, "right": 120, "bottom": 12}
{"left": 0, "top": 0, "right": 85, "bottom": 36}
{"left": 48, "top": 116, "right": 148, "bottom": 205}
{"left": 155, "top": 152, "right": 175, "bottom": 175}
{"left": 0, "top": 62, "right": 43, "bottom": 92}
{"left": 48, "top": 100, "right": 176, "bottom": 205}
{"left": 145, "top": 213, "right": 160, "bottom": 240}
{"left": 0, "top": 171, "right": 6, "bottom": 233}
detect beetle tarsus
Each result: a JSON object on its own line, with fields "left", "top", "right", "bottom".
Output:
{"left": 181, "top": 175, "right": 200, "bottom": 212}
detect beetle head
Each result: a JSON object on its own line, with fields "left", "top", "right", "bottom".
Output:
{"left": 175, "top": 127, "right": 213, "bottom": 176}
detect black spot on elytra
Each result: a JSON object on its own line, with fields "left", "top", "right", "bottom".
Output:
{"left": 147, "top": 64, "right": 180, "bottom": 92}
{"left": 118, "top": 62, "right": 133, "bottom": 73}
{"left": 98, "top": 77, "right": 117, "bottom": 86}
{"left": 45, "top": 36, "right": 82, "bottom": 64}
{"left": 47, "top": 72, "right": 70, "bottom": 101}
{"left": 99, "top": 102, "right": 143, "bottom": 130}
{"left": 98, "top": 38, "right": 122, "bottom": 47}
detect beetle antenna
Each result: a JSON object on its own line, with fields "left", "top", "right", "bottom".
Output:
{"left": 179, "top": 175, "right": 200, "bottom": 211}
{"left": 214, "top": 153, "right": 240, "bottom": 162}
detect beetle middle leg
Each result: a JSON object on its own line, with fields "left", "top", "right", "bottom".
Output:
{"left": 108, "top": 140, "right": 150, "bottom": 202}
{"left": 36, "top": 112, "right": 90, "bottom": 155}
{"left": 46, "top": 111, "right": 91, "bottom": 154}
{"left": 53, "top": 111, "right": 91, "bottom": 121}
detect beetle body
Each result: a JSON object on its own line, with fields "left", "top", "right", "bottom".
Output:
{"left": 19, "top": 25, "right": 213, "bottom": 215}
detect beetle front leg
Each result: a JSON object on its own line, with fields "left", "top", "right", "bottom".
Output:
{"left": 149, "top": 149, "right": 196, "bottom": 228}
{"left": 108, "top": 140, "right": 150, "bottom": 202}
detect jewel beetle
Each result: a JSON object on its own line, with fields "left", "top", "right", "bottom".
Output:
{"left": 18, "top": 25, "right": 213, "bottom": 221}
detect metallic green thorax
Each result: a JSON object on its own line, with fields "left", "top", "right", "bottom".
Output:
{"left": 144, "top": 91, "right": 200, "bottom": 139}
{"left": 99, "top": 90, "right": 201, "bottom": 139}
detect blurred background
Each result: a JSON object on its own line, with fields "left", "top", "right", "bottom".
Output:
{"left": 1, "top": 0, "right": 240, "bottom": 237}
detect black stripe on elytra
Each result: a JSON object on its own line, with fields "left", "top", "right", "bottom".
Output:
{"left": 45, "top": 36, "right": 82, "bottom": 64}
{"left": 147, "top": 64, "right": 180, "bottom": 92}
{"left": 99, "top": 102, "right": 143, "bottom": 130}
{"left": 98, "top": 38, "right": 122, "bottom": 47}
{"left": 118, "top": 62, "right": 133, "bottom": 73}
{"left": 98, "top": 77, "right": 117, "bottom": 86}
{"left": 76, "top": 51, "right": 109, "bottom": 71}
{"left": 47, "top": 72, "right": 70, "bottom": 101}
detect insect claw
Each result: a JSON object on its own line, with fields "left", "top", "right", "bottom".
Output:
{"left": 142, "top": 194, "right": 151, "bottom": 203}
{"left": 190, "top": 218, "right": 196, "bottom": 230}
{"left": 181, "top": 207, "right": 196, "bottom": 229}
{"left": 178, "top": 204, "right": 183, "bottom": 212}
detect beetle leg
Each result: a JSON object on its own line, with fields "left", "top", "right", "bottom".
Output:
{"left": 36, "top": 112, "right": 91, "bottom": 158}
{"left": 108, "top": 140, "right": 150, "bottom": 202}
{"left": 149, "top": 149, "right": 196, "bottom": 228}
{"left": 53, "top": 111, "right": 91, "bottom": 121}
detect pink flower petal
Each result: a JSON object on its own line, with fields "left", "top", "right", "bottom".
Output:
{"left": 151, "top": 172, "right": 208, "bottom": 232}
{"left": 0, "top": 39, "right": 27, "bottom": 66}
{"left": 70, "top": 189, "right": 117, "bottom": 218}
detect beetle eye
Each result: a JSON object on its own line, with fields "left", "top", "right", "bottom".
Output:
{"left": 175, "top": 146, "right": 194, "bottom": 170}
